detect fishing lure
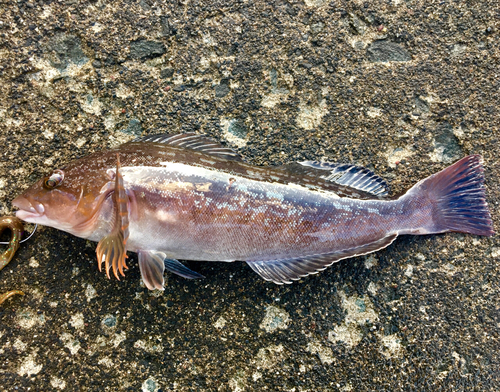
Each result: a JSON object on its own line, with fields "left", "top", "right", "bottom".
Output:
{"left": 0, "top": 217, "right": 36, "bottom": 305}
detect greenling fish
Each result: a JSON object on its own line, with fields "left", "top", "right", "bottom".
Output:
{"left": 12, "top": 133, "right": 494, "bottom": 290}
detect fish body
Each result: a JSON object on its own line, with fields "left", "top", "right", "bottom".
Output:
{"left": 12, "top": 133, "right": 494, "bottom": 289}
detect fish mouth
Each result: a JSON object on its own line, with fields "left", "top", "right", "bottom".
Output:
{"left": 12, "top": 195, "right": 45, "bottom": 221}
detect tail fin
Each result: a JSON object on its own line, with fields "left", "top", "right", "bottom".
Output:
{"left": 407, "top": 155, "right": 494, "bottom": 236}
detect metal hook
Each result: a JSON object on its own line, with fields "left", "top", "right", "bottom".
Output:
{"left": 0, "top": 224, "right": 38, "bottom": 245}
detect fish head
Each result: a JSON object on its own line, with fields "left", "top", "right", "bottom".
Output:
{"left": 12, "top": 156, "right": 114, "bottom": 237}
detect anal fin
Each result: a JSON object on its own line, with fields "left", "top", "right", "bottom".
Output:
{"left": 246, "top": 234, "right": 398, "bottom": 284}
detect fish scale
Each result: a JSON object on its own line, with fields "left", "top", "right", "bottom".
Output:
{"left": 12, "top": 133, "right": 494, "bottom": 289}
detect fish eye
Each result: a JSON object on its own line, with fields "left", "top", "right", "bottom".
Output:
{"left": 44, "top": 169, "right": 64, "bottom": 189}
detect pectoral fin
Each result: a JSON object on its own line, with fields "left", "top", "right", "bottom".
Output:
{"left": 96, "top": 231, "right": 128, "bottom": 280}
{"left": 96, "top": 154, "right": 130, "bottom": 280}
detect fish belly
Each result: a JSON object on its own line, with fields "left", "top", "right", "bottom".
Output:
{"left": 119, "top": 163, "right": 413, "bottom": 262}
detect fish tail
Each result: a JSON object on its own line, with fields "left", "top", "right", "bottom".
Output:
{"left": 406, "top": 155, "right": 494, "bottom": 236}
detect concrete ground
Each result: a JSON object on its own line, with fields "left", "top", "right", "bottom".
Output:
{"left": 0, "top": 0, "right": 499, "bottom": 391}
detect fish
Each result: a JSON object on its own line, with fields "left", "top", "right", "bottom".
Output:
{"left": 0, "top": 216, "right": 25, "bottom": 305}
{"left": 12, "top": 133, "right": 495, "bottom": 290}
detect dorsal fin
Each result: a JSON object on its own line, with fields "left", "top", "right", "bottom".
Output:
{"left": 298, "top": 161, "right": 389, "bottom": 196}
{"left": 132, "top": 132, "right": 243, "bottom": 161}
{"left": 246, "top": 234, "right": 398, "bottom": 284}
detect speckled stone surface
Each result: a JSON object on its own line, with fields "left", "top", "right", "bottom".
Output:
{"left": 0, "top": 1, "right": 499, "bottom": 391}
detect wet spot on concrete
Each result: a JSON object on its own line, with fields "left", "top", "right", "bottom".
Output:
{"left": 46, "top": 34, "right": 88, "bottom": 71}
{"left": 129, "top": 40, "right": 166, "bottom": 60}
{"left": 367, "top": 40, "right": 411, "bottom": 62}
{"left": 429, "top": 122, "right": 462, "bottom": 163}
{"left": 215, "top": 79, "right": 230, "bottom": 98}
{"left": 141, "top": 377, "right": 159, "bottom": 392}
{"left": 102, "top": 314, "right": 117, "bottom": 328}
{"left": 121, "top": 118, "right": 143, "bottom": 137}
{"left": 221, "top": 118, "right": 248, "bottom": 147}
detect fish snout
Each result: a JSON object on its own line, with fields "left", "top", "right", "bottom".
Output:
{"left": 12, "top": 195, "right": 45, "bottom": 220}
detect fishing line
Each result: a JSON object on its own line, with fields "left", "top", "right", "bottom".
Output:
{"left": 0, "top": 224, "right": 38, "bottom": 245}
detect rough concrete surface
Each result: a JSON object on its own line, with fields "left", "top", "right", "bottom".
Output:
{"left": 0, "top": 0, "right": 499, "bottom": 391}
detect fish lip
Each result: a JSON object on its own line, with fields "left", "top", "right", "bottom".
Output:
{"left": 15, "top": 210, "right": 43, "bottom": 221}
{"left": 12, "top": 195, "right": 44, "bottom": 220}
